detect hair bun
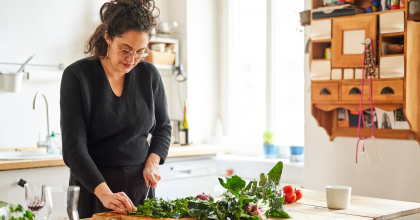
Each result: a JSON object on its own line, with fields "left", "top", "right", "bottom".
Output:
{"left": 85, "top": 0, "right": 159, "bottom": 60}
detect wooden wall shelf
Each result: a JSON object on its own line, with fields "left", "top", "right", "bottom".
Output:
{"left": 310, "top": 0, "right": 420, "bottom": 144}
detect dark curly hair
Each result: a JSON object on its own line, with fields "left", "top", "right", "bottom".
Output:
{"left": 84, "top": 0, "right": 159, "bottom": 60}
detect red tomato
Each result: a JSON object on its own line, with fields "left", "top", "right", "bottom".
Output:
{"left": 285, "top": 193, "right": 296, "bottom": 203}
{"left": 282, "top": 185, "right": 294, "bottom": 197}
{"left": 295, "top": 189, "right": 303, "bottom": 201}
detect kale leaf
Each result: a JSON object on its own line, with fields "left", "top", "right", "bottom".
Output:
{"left": 267, "top": 161, "right": 283, "bottom": 186}
{"left": 218, "top": 175, "right": 246, "bottom": 197}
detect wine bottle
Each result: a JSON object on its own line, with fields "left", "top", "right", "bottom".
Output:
{"left": 179, "top": 100, "right": 189, "bottom": 145}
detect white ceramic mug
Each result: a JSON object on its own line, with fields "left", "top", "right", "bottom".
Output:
{"left": 326, "top": 185, "right": 352, "bottom": 209}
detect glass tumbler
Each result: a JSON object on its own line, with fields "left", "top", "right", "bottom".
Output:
{"left": 46, "top": 186, "right": 80, "bottom": 220}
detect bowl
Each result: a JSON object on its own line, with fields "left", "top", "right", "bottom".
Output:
{"left": 386, "top": 44, "right": 404, "bottom": 54}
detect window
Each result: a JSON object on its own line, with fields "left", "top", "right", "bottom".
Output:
{"left": 228, "top": 0, "right": 267, "bottom": 154}
{"left": 227, "top": 0, "right": 304, "bottom": 154}
{"left": 274, "top": 0, "right": 305, "bottom": 147}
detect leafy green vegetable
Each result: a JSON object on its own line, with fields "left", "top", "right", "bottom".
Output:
{"left": 218, "top": 175, "right": 246, "bottom": 197}
{"left": 136, "top": 162, "right": 289, "bottom": 219}
{"left": 267, "top": 161, "right": 283, "bottom": 186}
{"left": 0, "top": 203, "right": 34, "bottom": 220}
{"left": 258, "top": 174, "right": 267, "bottom": 186}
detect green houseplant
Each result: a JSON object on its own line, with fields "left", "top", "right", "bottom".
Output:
{"left": 263, "top": 131, "right": 277, "bottom": 158}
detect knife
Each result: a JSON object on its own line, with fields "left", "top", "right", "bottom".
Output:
{"left": 145, "top": 181, "right": 152, "bottom": 200}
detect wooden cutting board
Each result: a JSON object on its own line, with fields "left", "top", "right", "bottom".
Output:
{"left": 92, "top": 211, "right": 197, "bottom": 220}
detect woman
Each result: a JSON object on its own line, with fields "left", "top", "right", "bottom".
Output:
{"left": 60, "top": 0, "right": 171, "bottom": 218}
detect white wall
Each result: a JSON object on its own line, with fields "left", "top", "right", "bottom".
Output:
{"left": 0, "top": 0, "right": 104, "bottom": 148}
{"left": 303, "top": 0, "right": 420, "bottom": 203}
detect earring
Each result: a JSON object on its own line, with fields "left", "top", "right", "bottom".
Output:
{"left": 106, "top": 44, "right": 109, "bottom": 59}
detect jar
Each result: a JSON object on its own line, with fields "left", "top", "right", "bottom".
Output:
{"left": 409, "top": 0, "right": 420, "bottom": 21}
{"left": 391, "top": 0, "right": 400, "bottom": 9}
{"left": 325, "top": 48, "right": 332, "bottom": 60}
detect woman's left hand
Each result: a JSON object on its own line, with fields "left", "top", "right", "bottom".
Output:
{"left": 143, "top": 153, "right": 161, "bottom": 188}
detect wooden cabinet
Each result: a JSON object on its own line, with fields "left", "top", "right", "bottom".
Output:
{"left": 341, "top": 82, "right": 370, "bottom": 101}
{"left": 310, "top": 1, "right": 420, "bottom": 143}
{"left": 312, "top": 82, "right": 339, "bottom": 101}
{"left": 371, "top": 80, "right": 404, "bottom": 101}
{"left": 332, "top": 15, "right": 377, "bottom": 68}
{"left": 0, "top": 166, "right": 70, "bottom": 218}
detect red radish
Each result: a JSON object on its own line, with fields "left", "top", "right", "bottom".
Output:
{"left": 196, "top": 192, "right": 211, "bottom": 200}
{"left": 244, "top": 203, "right": 255, "bottom": 212}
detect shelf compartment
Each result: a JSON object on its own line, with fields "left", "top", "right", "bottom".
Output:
{"left": 333, "top": 128, "right": 414, "bottom": 140}
{"left": 311, "top": 8, "right": 406, "bottom": 21}
{"left": 312, "top": 104, "right": 413, "bottom": 141}
{"left": 372, "top": 80, "right": 404, "bottom": 101}
{"left": 312, "top": 82, "right": 339, "bottom": 101}
{"left": 341, "top": 82, "right": 370, "bottom": 101}
{"left": 381, "top": 34, "right": 405, "bottom": 55}
{"left": 312, "top": 41, "right": 332, "bottom": 60}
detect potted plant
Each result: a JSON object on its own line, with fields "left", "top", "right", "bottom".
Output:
{"left": 263, "top": 131, "right": 277, "bottom": 158}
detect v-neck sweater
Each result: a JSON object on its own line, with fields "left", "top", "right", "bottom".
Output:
{"left": 60, "top": 58, "right": 171, "bottom": 193}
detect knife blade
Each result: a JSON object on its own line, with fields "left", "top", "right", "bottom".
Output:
{"left": 145, "top": 181, "right": 152, "bottom": 200}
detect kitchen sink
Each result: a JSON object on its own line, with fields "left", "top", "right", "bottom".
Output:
{"left": 0, "top": 151, "right": 62, "bottom": 160}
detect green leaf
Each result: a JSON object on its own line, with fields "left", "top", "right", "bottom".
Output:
{"left": 271, "top": 210, "right": 290, "bottom": 218}
{"left": 259, "top": 173, "right": 267, "bottom": 186}
{"left": 244, "top": 181, "right": 253, "bottom": 192}
{"left": 267, "top": 161, "right": 283, "bottom": 186}
{"left": 218, "top": 175, "right": 246, "bottom": 196}
{"left": 24, "top": 210, "right": 34, "bottom": 220}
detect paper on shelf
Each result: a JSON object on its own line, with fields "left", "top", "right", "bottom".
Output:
{"left": 380, "top": 56, "right": 404, "bottom": 78}
{"left": 344, "top": 69, "right": 354, "bottom": 79}
{"left": 343, "top": 30, "right": 365, "bottom": 55}
{"left": 311, "top": 60, "right": 331, "bottom": 80}
{"left": 380, "top": 11, "right": 405, "bottom": 34}
{"left": 331, "top": 69, "right": 342, "bottom": 80}
{"left": 355, "top": 68, "right": 364, "bottom": 79}
{"left": 311, "top": 20, "right": 331, "bottom": 40}
{"left": 375, "top": 108, "right": 395, "bottom": 129}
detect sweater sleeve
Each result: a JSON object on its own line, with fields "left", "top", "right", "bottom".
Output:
{"left": 148, "top": 72, "right": 172, "bottom": 165}
{"left": 60, "top": 67, "right": 105, "bottom": 193}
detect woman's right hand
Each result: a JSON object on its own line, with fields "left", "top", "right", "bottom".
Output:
{"left": 94, "top": 183, "right": 137, "bottom": 214}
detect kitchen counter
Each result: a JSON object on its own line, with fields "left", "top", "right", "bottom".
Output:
{"left": 81, "top": 189, "right": 420, "bottom": 220}
{"left": 0, "top": 145, "right": 230, "bottom": 171}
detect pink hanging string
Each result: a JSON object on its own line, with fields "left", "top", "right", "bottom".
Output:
{"left": 356, "top": 39, "right": 375, "bottom": 166}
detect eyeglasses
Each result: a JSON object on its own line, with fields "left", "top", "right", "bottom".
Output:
{"left": 116, "top": 45, "right": 149, "bottom": 62}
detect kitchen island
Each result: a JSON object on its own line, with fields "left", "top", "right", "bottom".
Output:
{"left": 81, "top": 189, "right": 420, "bottom": 220}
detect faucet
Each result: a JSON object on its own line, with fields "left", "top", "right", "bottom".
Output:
{"left": 33, "top": 91, "right": 51, "bottom": 149}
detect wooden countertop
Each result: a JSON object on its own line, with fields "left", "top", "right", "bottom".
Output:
{"left": 0, "top": 145, "right": 230, "bottom": 171}
{"left": 81, "top": 189, "right": 420, "bottom": 220}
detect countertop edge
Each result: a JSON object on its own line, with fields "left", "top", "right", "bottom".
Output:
{"left": 0, "top": 145, "right": 230, "bottom": 171}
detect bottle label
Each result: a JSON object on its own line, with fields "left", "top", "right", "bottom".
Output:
{"left": 180, "top": 131, "right": 186, "bottom": 145}
{"left": 179, "top": 130, "right": 189, "bottom": 145}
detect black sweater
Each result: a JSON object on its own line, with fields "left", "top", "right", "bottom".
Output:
{"left": 60, "top": 58, "right": 171, "bottom": 193}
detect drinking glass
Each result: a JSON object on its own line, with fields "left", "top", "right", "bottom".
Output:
{"left": 24, "top": 183, "right": 46, "bottom": 220}
{"left": 46, "top": 186, "right": 80, "bottom": 220}
{"left": 364, "top": 137, "right": 381, "bottom": 164}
